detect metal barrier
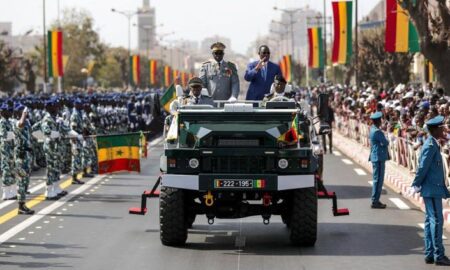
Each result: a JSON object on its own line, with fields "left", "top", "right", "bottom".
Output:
{"left": 335, "top": 115, "right": 450, "bottom": 184}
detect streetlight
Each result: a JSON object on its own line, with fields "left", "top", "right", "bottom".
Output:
{"left": 273, "top": 6, "right": 303, "bottom": 57}
{"left": 157, "top": 31, "right": 175, "bottom": 63}
{"left": 132, "top": 23, "right": 163, "bottom": 58}
{"left": 81, "top": 68, "right": 89, "bottom": 90}
{"left": 111, "top": 8, "right": 141, "bottom": 57}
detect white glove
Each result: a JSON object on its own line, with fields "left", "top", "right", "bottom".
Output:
{"left": 68, "top": 130, "right": 79, "bottom": 138}
{"left": 77, "top": 134, "right": 83, "bottom": 141}
{"left": 407, "top": 186, "right": 421, "bottom": 197}
{"left": 228, "top": 96, "right": 237, "bottom": 103}
{"left": 50, "top": 131, "right": 60, "bottom": 139}
{"left": 6, "top": 131, "right": 15, "bottom": 141}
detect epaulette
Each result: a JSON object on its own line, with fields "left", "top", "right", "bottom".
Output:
{"left": 227, "top": 61, "right": 237, "bottom": 71}
{"left": 202, "top": 61, "right": 211, "bottom": 65}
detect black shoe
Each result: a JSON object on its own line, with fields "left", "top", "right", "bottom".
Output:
{"left": 18, "top": 202, "right": 35, "bottom": 215}
{"left": 7, "top": 196, "right": 17, "bottom": 201}
{"left": 435, "top": 256, "right": 450, "bottom": 266}
{"left": 83, "top": 173, "right": 94, "bottom": 178}
{"left": 72, "top": 179, "right": 85, "bottom": 185}
{"left": 45, "top": 196, "right": 59, "bottom": 201}
{"left": 57, "top": 190, "right": 68, "bottom": 197}
{"left": 425, "top": 257, "right": 434, "bottom": 264}
{"left": 371, "top": 201, "right": 387, "bottom": 209}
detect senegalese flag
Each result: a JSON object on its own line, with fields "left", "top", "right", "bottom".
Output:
{"left": 181, "top": 72, "right": 188, "bottom": 88}
{"left": 129, "top": 55, "right": 140, "bottom": 86}
{"left": 173, "top": 69, "right": 180, "bottom": 81}
{"left": 47, "top": 30, "right": 64, "bottom": 77}
{"left": 97, "top": 134, "right": 141, "bottom": 174}
{"left": 279, "top": 59, "right": 287, "bottom": 80}
{"left": 164, "top": 66, "right": 172, "bottom": 87}
{"left": 278, "top": 114, "right": 299, "bottom": 142}
{"left": 308, "top": 27, "right": 325, "bottom": 68}
{"left": 385, "top": 0, "right": 420, "bottom": 52}
{"left": 149, "top": 60, "right": 157, "bottom": 85}
{"left": 283, "top": 55, "right": 293, "bottom": 82}
{"left": 160, "top": 83, "right": 176, "bottom": 113}
{"left": 331, "top": 1, "right": 353, "bottom": 64}
{"left": 425, "top": 60, "right": 436, "bottom": 83}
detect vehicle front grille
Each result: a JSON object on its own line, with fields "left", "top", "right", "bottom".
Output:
{"left": 203, "top": 156, "right": 275, "bottom": 173}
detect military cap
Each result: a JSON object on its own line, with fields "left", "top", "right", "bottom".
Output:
{"left": 188, "top": 77, "right": 203, "bottom": 87}
{"left": 210, "top": 42, "right": 226, "bottom": 51}
{"left": 274, "top": 75, "right": 287, "bottom": 84}
{"left": 74, "top": 98, "right": 83, "bottom": 105}
{"left": 426, "top": 115, "right": 444, "bottom": 127}
{"left": 0, "top": 103, "right": 11, "bottom": 111}
{"left": 14, "top": 103, "right": 25, "bottom": 112}
{"left": 370, "top": 111, "right": 383, "bottom": 120}
{"left": 45, "top": 97, "right": 58, "bottom": 107}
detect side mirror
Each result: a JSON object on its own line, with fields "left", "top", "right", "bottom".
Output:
{"left": 318, "top": 123, "right": 331, "bottom": 135}
{"left": 317, "top": 93, "right": 329, "bottom": 121}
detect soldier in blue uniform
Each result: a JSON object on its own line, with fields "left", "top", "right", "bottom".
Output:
{"left": 410, "top": 115, "right": 450, "bottom": 266}
{"left": 368, "top": 111, "right": 389, "bottom": 209}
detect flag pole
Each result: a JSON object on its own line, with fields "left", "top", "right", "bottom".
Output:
{"left": 354, "top": 0, "right": 359, "bottom": 87}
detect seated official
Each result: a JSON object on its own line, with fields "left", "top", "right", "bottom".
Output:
{"left": 182, "top": 77, "right": 215, "bottom": 107}
{"left": 262, "top": 75, "right": 294, "bottom": 106}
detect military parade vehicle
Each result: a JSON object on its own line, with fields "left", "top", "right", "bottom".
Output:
{"left": 130, "top": 94, "right": 349, "bottom": 246}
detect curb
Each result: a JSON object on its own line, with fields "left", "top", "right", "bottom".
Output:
{"left": 333, "top": 130, "right": 450, "bottom": 226}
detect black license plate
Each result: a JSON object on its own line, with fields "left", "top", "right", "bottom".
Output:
{"left": 214, "top": 179, "right": 266, "bottom": 189}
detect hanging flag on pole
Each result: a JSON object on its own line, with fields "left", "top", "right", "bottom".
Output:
{"left": 308, "top": 27, "right": 325, "bottom": 68}
{"left": 164, "top": 66, "right": 172, "bottom": 87}
{"left": 279, "top": 58, "right": 287, "bottom": 79}
{"left": 149, "top": 60, "right": 158, "bottom": 85}
{"left": 181, "top": 72, "right": 188, "bottom": 88}
{"left": 47, "top": 30, "right": 64, "bottom": 77}
{"left": 331, "top": 1, "right": 353, "bottom": 64}
{"left": 385, "top": 0, "right": 420, "bottom": 53}
{"left": 129, "top": 55, "right": 140, "bottom": 86}
{"left": 283, "top": 55, "right": 293, "bottom": 82}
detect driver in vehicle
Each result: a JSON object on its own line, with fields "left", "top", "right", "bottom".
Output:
{"left": 261, "top": 75, "right": 295, "bottom": 106}
{"left": 182, "top": 77, "right": 215, "bottom": 107}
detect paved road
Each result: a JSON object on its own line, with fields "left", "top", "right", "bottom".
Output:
{"left": 0, "top": 141, "right": 445, "bottom": 270}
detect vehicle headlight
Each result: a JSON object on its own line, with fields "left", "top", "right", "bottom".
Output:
{"left": 189, "top": 158, "right": 199, "bottom": 169}
{"left": 278, "top": 158, "right": 289, "bottom": 169}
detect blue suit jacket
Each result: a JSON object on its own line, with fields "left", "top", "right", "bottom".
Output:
{"left": 412, "top": 136, "right": 450, "bottom": 198}
{"left": 244, "top": 61, "right": 281, "bottom": 100}
{"left": 368, "top": 125, "right": 390, "bottom": 162}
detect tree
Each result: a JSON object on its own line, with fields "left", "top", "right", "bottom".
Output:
{"left": 96, "top": 47, "right": 128, "bottom": 88}
{"left": 0, "top": 41, "right": 20, "bottom": 93}
{"left": 357, "top": 28, "right": 414, "bottom": 88}
{"left": 400, "top": 0, "right": 450, "bottom": 92}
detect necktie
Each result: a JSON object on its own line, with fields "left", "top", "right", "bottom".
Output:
{"left": 195, "top": 97, "right": 199, "bottom": 104}
{"left": 262, "top": 65, "right": 267, "bottom": 80}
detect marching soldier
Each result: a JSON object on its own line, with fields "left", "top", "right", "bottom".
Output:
{"left": 368, "top": 111, "right": 389, "bottom": 209}
{"left": 182, "top": 77, "right": 215, "bottom": 106}
{"left": 13, "top": 103, "right": 34, "bottom": 214}
{"left": 82, "top": 102, "right": 97, "bottom": 175}
{"left": 199, "top": 42, "right": 240, "bottom": 101}
{"left": 0, "top": 103, "right": 17, "bottom": 200}
{"left": 70, "top": 99, "right": 88, "bottom": 184}
{"left": 410, "top": 115, "right": 450, "bottom": 266}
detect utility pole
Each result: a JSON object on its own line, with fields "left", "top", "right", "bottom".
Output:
{"left": 42, "top": 0, "right": 47, "bottom": 93}
{"left": 355, "top": 0, "right": 359, "bottom": 87}
{"left": 323, "top": 0, "right": 327, "bottom": 83}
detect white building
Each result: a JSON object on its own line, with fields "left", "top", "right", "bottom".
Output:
{"left": 137, "top": 0, "right": 157, "bottom": 56}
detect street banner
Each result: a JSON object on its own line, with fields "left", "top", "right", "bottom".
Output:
{"left": 47, "top": 30, "right": 64, "bottom": 77}
{"left": 331, "top": 1, "right": 353, "bottom": 64}
{"left": 149, "top": 59, "right": 158, "bottom": 85}
{"left": 385, "top": 0, "right": 420, "bottom": 53}
{"left": 308, "top": 27, "right": 325, "bottom": 68}
{"left": 164, "top": 66, "right": 172, "bottom": 87}
{"left": 283, "top": 55, "right": 292, "bottom": 82}
{"left": 129, "top": 55, "right": 141, "bottom": 86}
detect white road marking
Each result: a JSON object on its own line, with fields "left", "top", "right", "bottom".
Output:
{"left": 389, "top": 198, "right": 410, "bottom": 210}
{"left": 0, "top": 174, "right": 106, "bottom": 245}
{"left": 367, "top": 181, "right": 386, "bottom": 190}
{"left": 418, "top": 223, "right": 447, "bottom": 240}
{"left": 354, "top": 168, "right": 367, "bottom": 175}
{"left": 333, "top": 150, "right": 342, "bottom": 156}
{"left": 342, "top": 159, "right": 353, "bottom": 165}
{"left": 149, "top": 136, "right": 164, "bottom": 147}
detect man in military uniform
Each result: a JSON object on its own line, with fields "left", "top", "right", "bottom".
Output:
{"left": 0, "top": 103, "right": 17, "bottom": 200}
{"left": 199, "top": 42, "right": 240, "bottom": 101}
{"left": 182, "top": 77, "right": 215, "bottom": 106}
{"left": 70, "top": 99, "right": 88, "bottom": 184}
{"left": 410, "top": 115, "right": 450, "bottom": 266}
{"left": 82, "top": 101, "right": 97, "bottom": 175}
{"left": 368, "top": 111, "right": 389, "bottom": 209}
{"left": 261, "top": 75, "right": 293, "bottom": 106}
{"left": 13, "top": 103, "right": 34, "bottom": 214}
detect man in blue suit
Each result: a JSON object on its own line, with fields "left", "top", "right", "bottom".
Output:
{"left": 368, "top": 111, "right": 389, "bottom": 209}
{"left": 410, "top": 115, "right": 450, "bottom": 266}
{"left": 244, "top": 45, "right": 282, "bottom": 101}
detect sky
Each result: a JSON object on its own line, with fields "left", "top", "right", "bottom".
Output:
{"left": 0, "top": 0, "right": 380, "bottom": 54}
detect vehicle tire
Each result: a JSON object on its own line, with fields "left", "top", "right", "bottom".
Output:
{"left": 289, "top": 187, "right": 317, "bottom": 246}
{"left": 160, "top": 186, "right": 187, "bottom": 246}
{"left": 186, "top": 213, "right": 196, "bottom": 228}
